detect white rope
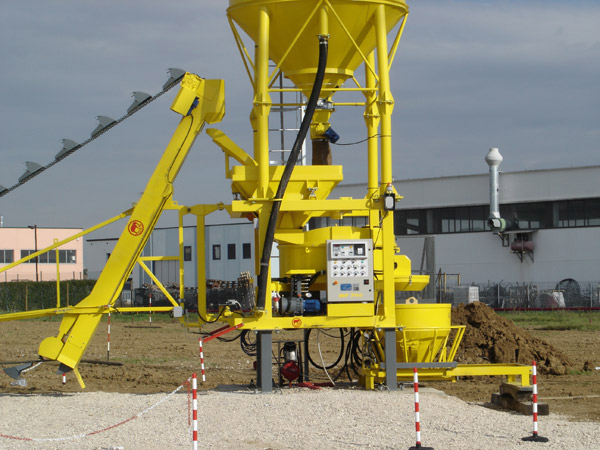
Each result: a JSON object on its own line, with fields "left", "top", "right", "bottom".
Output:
{"left": 9, "top": 379, "right": 191, "bottom": 443}
{"left": 21, "top": 361, "right": 43, "bottom": 374}
{"left": 317, "top": 330, "right": 335, "bottom": 386}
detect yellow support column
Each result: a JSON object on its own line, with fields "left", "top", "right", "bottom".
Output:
{"left": 178, "top": 207, "right": 186, "bottom": 304}
{"left": 374, "top": 5, "right": 396, "bottom": 325}
{"left": 54, "top": 239, "right": 60, "bottom": 308}
{"left": 375, "top": 4, "right": 395, "bottom": 186}
{"left": 254, "top": 6, "right": 271, "bottom": 199}
{"left": 253, "top": 6, "right": 274, "bottom": 316}
{"left": 365, "top": 51, "right": 380, "bottom": 198}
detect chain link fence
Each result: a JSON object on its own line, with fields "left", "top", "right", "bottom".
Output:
{"left": 397, "top": 274, "right": 600, "bottom": 309}
{"left": 437, "top": 279, "right": 599, "bottom": 309}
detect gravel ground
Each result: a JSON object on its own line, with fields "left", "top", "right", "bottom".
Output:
{"left": 0, "top": 386, "right": 598, "bottom": 450}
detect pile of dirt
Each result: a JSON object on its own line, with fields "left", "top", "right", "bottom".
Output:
{"left": 451, "top": 302, "right": 572, "bottom": 375}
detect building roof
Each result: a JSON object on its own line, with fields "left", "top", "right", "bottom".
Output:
{"left": 336, "top": 165, "right": 600, "bottom": 209}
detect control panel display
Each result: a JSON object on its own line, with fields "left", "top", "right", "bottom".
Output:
{"left": 326, "top": 239, "right": 374, "bottom": 302}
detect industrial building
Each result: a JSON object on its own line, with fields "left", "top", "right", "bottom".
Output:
{"left": 85, "top": 222, "right": 255, "bottom": 291}
{"left": 0, "top": 227, "right": 84, "bottom": 282}
{"left": 335, "top": 162, "right": 600, "bottom": 307}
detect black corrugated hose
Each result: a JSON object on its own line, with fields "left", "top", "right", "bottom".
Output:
{"left": 256, "top": 35, "right": 329, "bottom": 310}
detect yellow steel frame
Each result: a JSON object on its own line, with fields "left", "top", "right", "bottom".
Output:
{"left": 359, "top": 364, "right": 533, "bottom": 390}
{"left": 359, "top": 324, "right": 532, "bottom": 389}
{"left": 215, "top": 1, "right": 422, "bottom": 335}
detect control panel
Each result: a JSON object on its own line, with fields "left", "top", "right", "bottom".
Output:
{"left": 326, "top": 239, "right": 374, "bottom": 302}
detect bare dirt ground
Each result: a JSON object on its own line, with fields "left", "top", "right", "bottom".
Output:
{"left": 0, "top": 307, "right": 598, "bottom": 423}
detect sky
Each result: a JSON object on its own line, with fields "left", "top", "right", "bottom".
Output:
{"left": 0, "top": 0, "right": 598, "bottom": 234}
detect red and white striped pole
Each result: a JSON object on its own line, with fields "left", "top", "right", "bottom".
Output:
{"left": 522, "top": 360, "right": 549, "bottom": 443}
{"left": 62, "top": 372, "right": 66, "bottom": 385}
{"left": 107, "top": 311, "right": 111, "bottom": 360}
{"left": 148, "top": 290, "right": 152, "bottom": 325}
{"left": 409, "top": 367, "right": 434, "bottom": 450}
{"left": 199, "top": 338, "right": 206, "bottom": 382}
{"left": 192, "top": 373, "right": 198, "bottom": 450}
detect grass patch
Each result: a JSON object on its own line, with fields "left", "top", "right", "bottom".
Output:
{"left": 497, "top": 310, "right": 600, "bottom": 331}
{"left": 568, "top": 369, "right": 595, "bottom": 376}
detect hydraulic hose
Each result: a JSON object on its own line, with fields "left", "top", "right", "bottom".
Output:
{"left": 256, "top": 35, "right": 329, "bottom": 310}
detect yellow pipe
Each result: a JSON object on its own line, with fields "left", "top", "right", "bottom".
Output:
{"left": 372, "top": 5, "right": 397, "bottom": 324}
{"left": 365, "top": 51, "right": 380, "bottom": 197}
{"left": 375, "top": 4, "right": 394, "bottom": 186}
{"left": 55, "top": 239, "right": 60, "bottom": 308}
{"left": 319, "top": 4, "right": 329, "bottom": 37}
{"left": 196, "top": 212, "right": 208, "bottom": 318}
{"left": 178, "top": 207, "right": 185, "bottom": 303}
{"left": 388, "top": 14, "right": 408, "bottom": 71}
{"left": 254, "top": 6, "right": 271, "bottom": 198}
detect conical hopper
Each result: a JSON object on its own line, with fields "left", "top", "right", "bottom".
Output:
{"left": 228, "top": 0, "right": 408, "bottom": 98}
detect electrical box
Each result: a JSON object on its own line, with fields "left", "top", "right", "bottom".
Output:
{"left": 326, "top": 239, "right": 374, "bottom": 302}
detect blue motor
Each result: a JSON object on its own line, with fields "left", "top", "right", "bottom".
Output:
{"left": 275, "top": 296, "right": 322, "bottom": 316}
{"left": 302, "top": 298, "right": 321, "bottom": 314}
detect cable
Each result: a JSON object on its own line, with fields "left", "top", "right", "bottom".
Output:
{"left": 196, "top": 307, "right": 226, "bottom": 324}
{"left": 216, "top": 330, "right": 242, "bottom": 342}
{"left": 256, "top": 35, "right": 329, "bottom": 310}
{"left": 317, "top": 330, "right": 336, "bottom": 386}
{"left": 306, "top": 328, "right": 344, "bottom": 370}
{"left": 240, "top": 330, "right": 257, "bottom": 356}
{"left": 331, "top": 134, "right": 390, "bottom": 147}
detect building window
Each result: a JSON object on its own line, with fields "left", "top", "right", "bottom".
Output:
{"left": 0, "top": 250, "right": 14, "bottom": 264}
{"left": 20, "top": 250, "right": 37, "bottom": 263}
{"left": 242, "top": 243, "right": 251, "bottom": 259}
{"left": 394, "top": 210, "right": 425, "bottom": 235}
{"left": 38, "top": 251, "right": 55, "bottom": 264}
{"left": 212, "top": 245, "right": 221, "bottom": 260}
{"left": 21, "top": 249, "right": 76, "bottom": 264}
{"left": 228, "top": 243, "right": 236, "bottom": 260}
{"left": 184, "top": 245, "right": 192, "bottom": 262}
{"left": 60, "top": 250, "right": 76, "bottom": 264}
{"left": 556, "top": 199, "right": 600, "bottom": 228}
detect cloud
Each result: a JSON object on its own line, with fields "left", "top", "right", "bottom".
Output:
{"left": 0, "top": 0, "right": 598, "bottom": 229}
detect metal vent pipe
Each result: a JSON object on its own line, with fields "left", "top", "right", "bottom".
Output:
{"left": 485, "top": 147, "right": 504, "bottom": 230}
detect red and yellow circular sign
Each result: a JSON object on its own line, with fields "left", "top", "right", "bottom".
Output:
{"left": 291, "top": 317, "right": 302, "bottom": 328}
{"left": 128, "top": 220, "right": 144, "bottom": 236}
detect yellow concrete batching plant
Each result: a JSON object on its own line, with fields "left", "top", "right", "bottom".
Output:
{"left": 0, "top": 0, "right": 532, "bottom": 393}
